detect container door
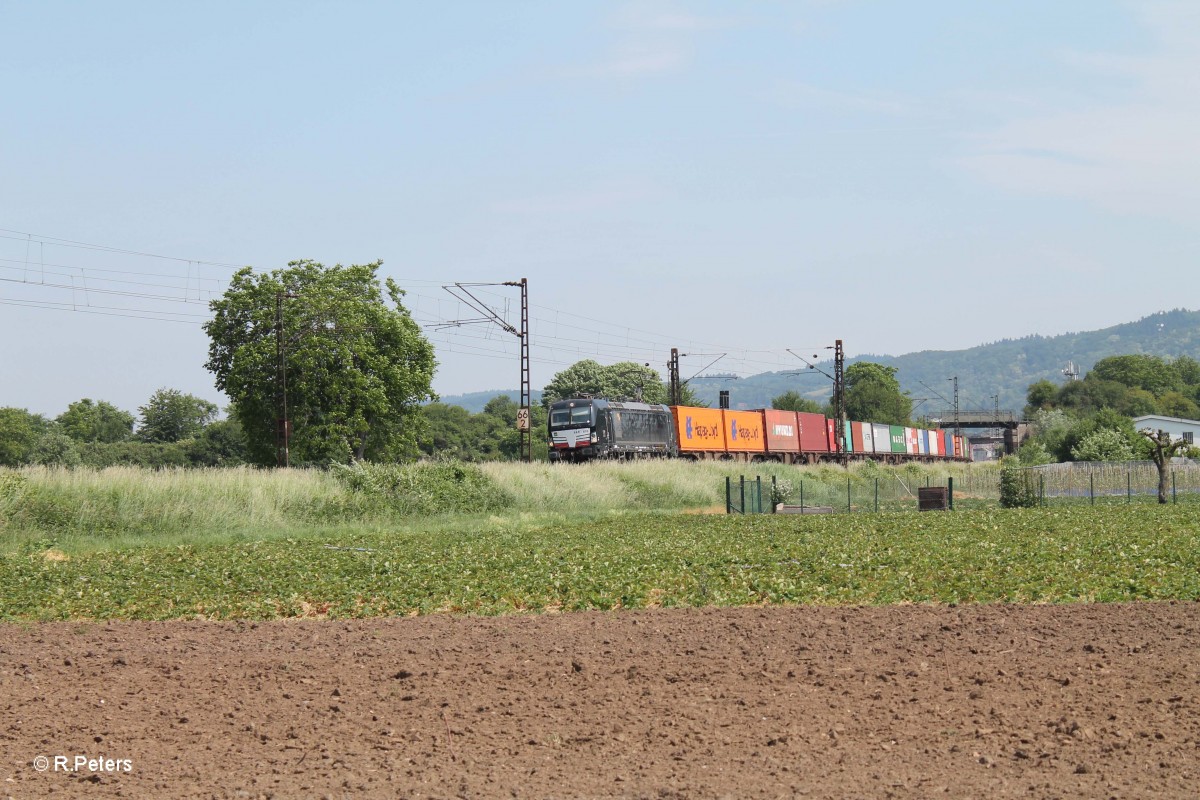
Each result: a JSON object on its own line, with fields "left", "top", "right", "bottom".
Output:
{"left": 672, "top": 406, "right": 727, "bottom": 453}
{"left": 724, "top": 410, "right": 766, "bottom": 454}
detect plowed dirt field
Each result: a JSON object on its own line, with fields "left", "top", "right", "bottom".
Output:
{"left": 3, "top": 603, "right": 1199, "bottom": 798}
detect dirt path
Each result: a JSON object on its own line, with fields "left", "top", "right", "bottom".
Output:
{"left": 3, "top": 603, "right": 1199, "bottom": 798}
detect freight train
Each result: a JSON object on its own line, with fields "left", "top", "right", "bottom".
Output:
{"left": 547, "top": 397, "right": 970, "bottom": 464}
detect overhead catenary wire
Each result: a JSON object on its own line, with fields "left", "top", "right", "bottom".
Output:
{"left": 1, "top": 227, "right": 851, "bottom": 393}
{"left": 0, "top": 228, "right": 248, "bottom": 270}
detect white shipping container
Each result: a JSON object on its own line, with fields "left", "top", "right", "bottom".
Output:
{"left": 918, "top": 430, "right": 928, "bottom": 455}
{"left": 862, "top": 424, "right": 874, "bottom": 453}
{"left": 872, "top": 423, "right": 890, "bottom": 453}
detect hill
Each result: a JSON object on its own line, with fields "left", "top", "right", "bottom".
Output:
{"left": 682, "top": 309, "right": 1200, "bottom": 415}
{"left": 437, "top": 389, "right": 544, "bottom": 414}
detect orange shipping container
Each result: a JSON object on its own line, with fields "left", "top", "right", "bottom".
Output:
{"left": 763, "top": 410, "right": 801, "bottom": 453}
{"left": 851, "top": 421, "right": 865, "bottom": 453}
{"left": 724, "top": 410, "right": 767, "bottom": 453}
{"left": 672, "top": 406, "right": 726, "bottom": 453}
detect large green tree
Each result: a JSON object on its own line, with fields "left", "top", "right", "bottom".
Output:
{"left": 1089, "top": 354, "right": 1182, "bottom": 397}
{"left": 0, "top": 408, "right": 53, "bottom": 466}
{"left": 771, "top": 390, "right": 823, "bottom": 414}
{"left": 543, "top": 360, "right": 668, "bottom": 405}
{"left": 1024, "top": 380, "right": 1058, "bottom": 415}
{"left": 56, "top": 399, "right": 134, "bottom": 443}
{"left": 136, "top": 388, "right": 219, "bottom": 443}
{"left": 204, "top": 260, "right": 436, "bottom": 465}
{"left": 843, "top": 362, "right": 912, "bottom": 425}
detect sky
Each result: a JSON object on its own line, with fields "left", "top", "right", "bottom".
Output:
{"left": 2, "top": 0, "right": 1198, "bottom": 418}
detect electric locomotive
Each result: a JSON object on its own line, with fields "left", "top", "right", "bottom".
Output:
{"left": 547, "top": 397, "right": 676, "bottom": 462}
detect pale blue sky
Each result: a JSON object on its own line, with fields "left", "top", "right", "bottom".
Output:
{"left": 2, "top": 1, "right": 1196, "bottom": 416}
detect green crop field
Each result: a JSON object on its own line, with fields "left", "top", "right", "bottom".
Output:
{"left": 2, "top": 462, "right": 1196, "bottom": 622}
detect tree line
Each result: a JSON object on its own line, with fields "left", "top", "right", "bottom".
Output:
{"left": 0, "top": 390, "right": 246, "bottom": 468}
{"left": 1018, "top": 354, "right": 1200, "bottom": 464}
{"left": 7, "top": 260, "right": 1190, "bottom": 469}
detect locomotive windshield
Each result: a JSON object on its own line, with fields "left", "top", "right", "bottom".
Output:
{"left": 550, "top": 404, "right": 593, "bottom": 428}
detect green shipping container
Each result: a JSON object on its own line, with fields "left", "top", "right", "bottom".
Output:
{"left": 843, "top": 420, "right": 854, "bottom": 453}
{"left": 889, "top": 424, "right": 906, "bottom": 453}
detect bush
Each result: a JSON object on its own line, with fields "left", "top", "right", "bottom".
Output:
{"left": 1070, "top": 428, "right": 1135, "bottom": 462}
{"left": 1017, "top": 440, "right": 1054, "bottom": 466}
{"left": 78, "top": 441, "right": 190, "bottom": 469}
{"left": 330, "top": 460, "right": 514, "bottom": 516}
{"left": 185, "top": 419, "right": 248, "bottom": 467}
{"left": 999, "top": 459, "right": 1039, "bottom": 508}
{"left": 30, "top": 432, "right": 81, "bottom": 468}
{"left": 0, "top": 469, "right": 78, "bottom": 531}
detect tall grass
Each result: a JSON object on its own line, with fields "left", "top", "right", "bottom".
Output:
{"left": 0, "top": 460, "right": 1002, "bottom": 553}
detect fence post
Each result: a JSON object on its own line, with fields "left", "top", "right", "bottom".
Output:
{"left": 800, "top": 480, "right": 804, "bottom": 511}
{"left": 740, "top": 475, "right": 746, "bottom": 515}
{"left": 771, "top": 475, "right": 777, "bottom": 514}
{"left": 725, "top": 476, "right": 732, "bottom": 514}
{"left": 847, "top": 477, "right": 852, "bottom": 514}
{"left": 1039, "top": 474, "right": 1045, "bottom": 507}
{"left": 1173, "top": 471, "right": 1177, "bottom": 505}
{"left": 1090, "top": 472, "right": 1095, "bottom": 506}
{"left": 875, "top": 478, "right": 879, "bottom": 513}
{"left": 756, "top": 475, "right": 763, "bottom": 514}
{"left": 1127, "top": 469, "right": 1131, "bottom": 504}
{"left": 948, "top": 476, "right": 954, "bottom": 510}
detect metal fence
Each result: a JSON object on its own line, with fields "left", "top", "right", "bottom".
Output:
{"left": 725, "top": 469, "right": 998, "bottom": 515}
{"left": 1019, "top": 460, "right": 1200, "bottom": 505}
{"left": 724, "top": 461, "right": 1200, "bottom": 514}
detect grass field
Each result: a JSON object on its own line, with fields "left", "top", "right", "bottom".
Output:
{"left": 0, "top": 460, "right": 1001, "bottom": 551}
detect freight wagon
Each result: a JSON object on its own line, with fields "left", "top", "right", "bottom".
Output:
{"left": 548, "top": 397, "right": 970, "bottom": 464}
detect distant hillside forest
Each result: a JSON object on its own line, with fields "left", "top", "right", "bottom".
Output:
{"left": 682, "top": 309, "right": 1200, "bottom": 416}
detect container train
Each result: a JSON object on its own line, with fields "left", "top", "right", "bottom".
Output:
{"left": 547, "top": 397, "right": 970, "bottom": 465}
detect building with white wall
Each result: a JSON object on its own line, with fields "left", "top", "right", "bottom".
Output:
{"left": 1132, "top": 415, "right": 1200, "bottom": 446}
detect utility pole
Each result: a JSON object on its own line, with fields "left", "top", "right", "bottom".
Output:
{"left": 952, "top": 376, "right": 961, "bottom": 441}
{"left": 833, "top": 339, "right": 846, "bottom": 464}
{"left": 509, "top": 278, "right": 531, "bottom": 463}
{"left": 668, "top": 348, "right": 681, "bottom": 406}
{"left": 274, "top": 291, "right": 292, "bottom": 467}
{"left": 442, "top": 279, "right": 531, "bottom": 462}
{"left": 274, "top": 289, "right": 300, "bottom": 467}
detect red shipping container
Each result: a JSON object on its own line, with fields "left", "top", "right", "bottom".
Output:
{"left": 797, "top": 412, "right": 830, "bottom": 453}
{"left": 826, "top": 418, "right": 838, "bottom": 452}
{"left": 763, "top": 410, "right": 801, "bottom": 454}
{"left": 851, "top": 421, "right": 865, "bottom": 453}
